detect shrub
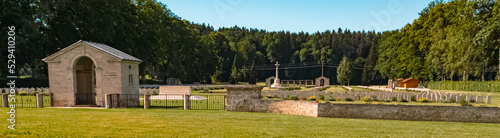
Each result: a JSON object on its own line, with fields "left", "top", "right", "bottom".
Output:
{"left": 284, "top": 95, "right": 290, "bottom": 100}
{"left": 319, "top": 86, "right": 331, "bottom": 91}
{"left": 319, "top": 95, "right": 325, "bottom": 100}
{"left": 336, "top": 98, "right": 342, "bottom": 101}
{"left": 345, "top": 98, "right": 353, "bottom": 101}
{"left": 383, "top": 99, "right": 391, "bottom": 102}
{"left": 265, "top": 95, "right": 272, "bottom": 98}
{"left": 411, "top": 95, "right": 417, "bottom": 102}
{"left": 427, "top": 81, "right": 500, "bottom": 92}
{"left": 469, "top": 99, "right": 476, "bottom": 103}
{"left": 363, "top": 97, "right": 371, "bottom": 102}
{"left": 282, "top": 87, "right": 301, "bottom": 91}
{"left": 305, "top": 86, "right": 314, "bottom": 88}
{"left": 152, "top": 91, "right": 158, "bottom": 95}
{"left": 291, "top": 96, "right": 299, "bottom": 100}
{"left": 309, "top": 96, "right": 316, "bottom": 101}
{"left": 327, "top": 96, "right": 336, "bottom": 101}
{"left": 325, "top": 101, "right": 330, "bottom": 103}
{"left": 418, "top": 97, "right": 429, "bottom": 103}
{"left": 401, "top": 99, "right": 408, "bottom": 102}
{"left": 1, "top": 89, "right": 5, "bottom": 93}
{"left": 273, "top": 95, "right": 278, "bottom": 98}
{"left": 460, "top": 98, "right": 471, "bottom": 106}
{"left": 392, "top": 96, "right": 397, "bottom": 102}
{"left": 301, "top": 97, "right": 307, "bottom": 101}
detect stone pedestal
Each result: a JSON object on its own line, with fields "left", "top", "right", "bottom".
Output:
{"left": 486, "top": 96, "right": 491, "bottom": 104}
{"left": 144, "top": 94, "right": 150, "bottom": 109}
{"left": 226, "top": 85, "right": 264, "bottom": 112}
{"left": 184, "top": 95, "right": 190, "bottom": 110}
{"left": 105, "top": 94, "right": 111, "bottom": 108}
{"left": 36, "top": 94, "right": 44, "bottom": 108}
{"left": 1, "top": 94, "right": 8, "bottom": 107}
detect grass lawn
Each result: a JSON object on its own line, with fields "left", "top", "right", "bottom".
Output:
{"left": 324, "top": 85, "right": 348, "bottom": 92}
{"left": 191, "top": 89, "right": 227, "bottom": 95}
{"left": 1, "top": 108, "right": 500, "bottom": 137}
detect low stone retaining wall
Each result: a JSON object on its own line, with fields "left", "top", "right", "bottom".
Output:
{"left": 227, "top": 86, "right": 500, "bottom": 124}
{"left": 317, "top": 104, "right": 500, "bottom": 123}
{"left": 251, "top": 100, "right": 318, "bottom": 117}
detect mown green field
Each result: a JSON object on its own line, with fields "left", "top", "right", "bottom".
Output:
{"left": 0, "top": 108, "right": 499, "bottom": 137}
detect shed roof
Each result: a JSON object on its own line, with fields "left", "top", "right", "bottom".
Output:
{"left": 402, "top": 78, "right": 419, "bottom": 83}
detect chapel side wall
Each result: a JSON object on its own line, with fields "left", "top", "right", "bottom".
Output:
{"left": 47, "top": 62, "right": 74, "bottom": 106}
{"left": 120, "top": 61, "right": 140, "bottom": 95}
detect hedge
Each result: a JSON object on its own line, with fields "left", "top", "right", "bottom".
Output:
{"left": 0, "top": 78, "right": 49, "bottom": 87}
{"left": 427, "top": 81, "right": 500, "bottom": 92}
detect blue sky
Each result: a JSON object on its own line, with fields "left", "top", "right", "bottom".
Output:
{"left": 160, "top": 0, "right": 434, "bottom": 33}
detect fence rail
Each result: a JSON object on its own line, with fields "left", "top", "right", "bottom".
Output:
{"left": 190, "top": 94, "right": 226, "bottom": 110}
{"left": 107, "top": 94, "right": 226, "bottom": 110}
{"left": 1, "top": 93, "right": 52, "bottom": 108}
{"left": 108, "top": 94, "right": 142, "bottom": 108}
{"left": 150, "top": 94, "right": 184, "bottom": 109}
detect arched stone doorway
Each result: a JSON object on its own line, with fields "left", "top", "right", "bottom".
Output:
{"left": 74, "top": 56, "right": 96, "bottom": 105}
{"left": 315, "top": 76, "right": 330, "bottom": 87}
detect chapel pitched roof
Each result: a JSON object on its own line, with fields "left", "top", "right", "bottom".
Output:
{"left": 80, "top": 40, "right": 142, "bottom": 62}
{"left": 43, "top": 40, "right": 142, "bottom": 62}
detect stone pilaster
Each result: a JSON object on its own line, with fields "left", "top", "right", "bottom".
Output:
{"left": 36, "top": 94, "right": 44, "bottom": 108}
{"left": 105, "top": 94, "right": 111, "bottom": 108}
{"left": 144, "top": 94, "right": 150, "bottom": 109}
{"left": 1, "top": 94, "right": 8, "bottom": 107}
{"left": 184, "top": 95, "right": 190, "bottom": 110}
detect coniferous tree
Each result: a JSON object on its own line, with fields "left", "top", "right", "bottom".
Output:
{"left": 229, "top": 56, "right": 239, "bottom": 84}
{"left": 337, "top": 57, "right": 354, "bottom": 85}
{"left": 248, "top": 60, "right": 257, "bottom": 84}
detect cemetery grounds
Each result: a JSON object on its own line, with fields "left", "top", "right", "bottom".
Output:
{"left": 1, "top": 85, "right": 500, "bottom": 137}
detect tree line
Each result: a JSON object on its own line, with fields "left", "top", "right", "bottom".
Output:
{"left": 1, "top": 0, "right": 499, "bottom": 86}
{"left": 376, "top": 0, "right": 500, "bottom": 82}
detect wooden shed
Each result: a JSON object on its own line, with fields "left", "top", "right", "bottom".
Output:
{"left": 396, "top": 78, "right": 405, "bottom": 87}
{"left": 402, "top": 78, "right": 419, "bottom": 88}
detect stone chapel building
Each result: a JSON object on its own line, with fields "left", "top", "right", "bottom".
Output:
{"left": 43, "top": 40, "right": 142, "bottom": 107}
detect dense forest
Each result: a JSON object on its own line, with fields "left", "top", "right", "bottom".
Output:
{"left": 1, "top": 0, "right": 499, "bottom": 86}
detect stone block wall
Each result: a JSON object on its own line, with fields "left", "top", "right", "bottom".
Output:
{"left": 226, "top": 85, "right": 318, "bottom": 117}
{"left": 317, "top": 104, "right": 500, "bottom": 123}
{"left": 255, "top": 100, "right": 318, "bottom": 117}
{"left": 226, "top": 86, "right": 263, "bottom": 111}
